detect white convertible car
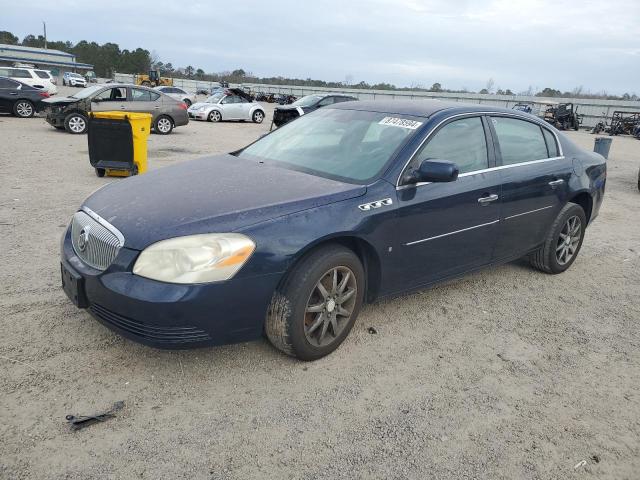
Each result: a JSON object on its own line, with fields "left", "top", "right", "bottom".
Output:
{"left": 187, "top": 88, "right": 265, "bottom": 123}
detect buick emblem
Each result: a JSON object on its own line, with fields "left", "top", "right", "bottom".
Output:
{"left": 78, "top": 227, "right": 90, "bottom": 252}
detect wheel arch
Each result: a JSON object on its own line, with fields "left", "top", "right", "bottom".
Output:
{"left": 279, "top": 234, "right": 383, "bottom": 304}
{"left": 568, "top": 191, "right": 593, "bottom": 224}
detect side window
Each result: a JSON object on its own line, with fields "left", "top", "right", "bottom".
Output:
{"left": 0, "top": 78, "right": 17, "bottom": 88}
{"left": 131, "top": 88, "right": 158, "bottom": 101}
{"left": 412, "top": 117, "right": 488, "bottom": 174}
{"left": 491, "top": 117, "right": 548, "bottom": 165}
{"left": 94, "top": 87, "right": 128, "bottom": 101}
{"left": 542, "top": 128, "right": 559, "bottom": 157}
{"left": 11, "top": 69, "right": 32, "bottom": 79}
{"left": 175, "top": 88, "right": 186, "bottom": 95}
{"left": 318, "top": 97, "right": 335, "bottom": 107}
{"left": 35, "top": 71, "right": 50, "bottom": 79}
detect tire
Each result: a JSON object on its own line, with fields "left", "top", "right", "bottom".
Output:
{"left": 266, "top": 244, "right": 365, "bottom": 361}
{"left": 183, "top": 99, "right": 192, "bottom": 107}
{"left": 529, "top": 202, "right": 587, "bottom": 274}
{"left": 64, "top": 113, "right": 88, "bottom": 134}
{"left": 252, "top": 110, "right": 265, "bottom": 123}
{"left": 95, "top": 168, "right": 105, "bottom": 177}
{"left": 62, "top": 79, "right": 67, "bottom": 86}
{"left": 208, "top": 110, "right": 222, "bottom": 122}
{"left": 13, "top": 100, "right": 34, "bottom": 118}
{"left": 153, "top": 115, "right": 173, "bottom": 135}
{"left": 637, "top": 167, "right": 640, "bottom": 192}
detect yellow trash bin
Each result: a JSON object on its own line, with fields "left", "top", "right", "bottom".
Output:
{"left": 88, "top": 112, "right": 152, "bottom": 177}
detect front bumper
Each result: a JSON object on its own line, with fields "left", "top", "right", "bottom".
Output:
{"left": 188, "top": 110, "right": 208, "bottom": 120}
{"left": 46, "top": 109, "right": 66, "bottom": 127}
{"left": 61, "top": 226, "right": 281, "bottom": 349}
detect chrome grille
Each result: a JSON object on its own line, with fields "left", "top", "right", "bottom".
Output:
{"left": 71, "top": 210, "right": 124, "bottom": 270}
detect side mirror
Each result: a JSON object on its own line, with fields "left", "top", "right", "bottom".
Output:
{"left": 403, "top": 159, "right": 459, "bottom": 184}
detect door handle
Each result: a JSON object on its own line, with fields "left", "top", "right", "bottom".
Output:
{"left": 9, "top": 92, "right": 17, "bottom": 95}
{"left": 548, "top": 179, "right": 564, "bottom": 187}
{"left": 478, "top": 194, "right": 499, "bottom": 205}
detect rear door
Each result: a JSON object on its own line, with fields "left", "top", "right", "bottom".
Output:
{"left": 488, "top": 116, "right": 572, "bottom": 260}
{"left": 127, "top": 87, "right": 162, "bottom": 118}
{"left": 0, "top": 78, "right": 20, "bottom": 112}
{"left": 391, "top": 115, "right": 502, "bottom": 291}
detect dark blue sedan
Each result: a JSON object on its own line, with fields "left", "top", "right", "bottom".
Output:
{"left": 60, "top": 100, "right": 606, "bottom": 360}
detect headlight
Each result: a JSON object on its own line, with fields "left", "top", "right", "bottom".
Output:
{"left": 133, "top": 233, "right": 255, "bottom": 284}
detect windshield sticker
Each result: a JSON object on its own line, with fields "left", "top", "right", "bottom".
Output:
{"left": 379, "top": 117, "right": 423, "bottom": 130}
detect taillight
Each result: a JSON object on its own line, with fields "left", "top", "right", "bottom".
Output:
{"left": 39, "top": 92, "right": 50, "bottom": 98}
{"left": 178, "top": 102, "right": 188, "bottom": 110}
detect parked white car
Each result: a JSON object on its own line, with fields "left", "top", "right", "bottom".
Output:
{"left": 154, "top": 86, "right": 197, "bottom": 107}
{"left": 0, "top": 67, "right": 58, "bottom": 95}
{"left": 187, "top": 88, "right": 265, "bottom": 123}
{"left": 62, "top": 72, "right": 87, "bottom": 87}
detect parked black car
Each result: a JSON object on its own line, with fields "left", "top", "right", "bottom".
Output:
{"left": 0, "top": 76, "right": 50, "bottom": 118}
{"left": 60, "top": 100, "right": 606, "bottom": 360}
{"left": 272, "top": 93, "right": 358, "bottom": 128}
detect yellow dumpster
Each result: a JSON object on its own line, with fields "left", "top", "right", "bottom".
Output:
{"left": 88, "top": 112, "right": 152, "bottom": 177}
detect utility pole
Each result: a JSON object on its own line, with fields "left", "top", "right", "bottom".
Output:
{"left": 43, "top": 21, "right": 47, "bottom": 49}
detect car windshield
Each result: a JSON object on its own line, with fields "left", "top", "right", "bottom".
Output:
{"left": 238, "top": 108, "right": 422, "bottom": 183}
{"left": 70, "top": 85, "right": 104, "bottom": 99}
{"left": 69, "top": 73, "right": 83, "bottom": 78}
{"left": 292, "top": 95, "right": 323, "bottom": 107}
{"left": 205, "top": 93, "right": 224, "bottom": 103}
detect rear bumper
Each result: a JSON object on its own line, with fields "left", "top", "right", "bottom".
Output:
{"left": 60, "top": 226, "right": 280, "bottom": 349}
{"left": 172, "top": 110, "right": 190, "bottom": 127}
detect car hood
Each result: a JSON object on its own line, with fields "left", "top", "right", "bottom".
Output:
{"left": 188, "top": 102, "right": 215, "bottom": 110}
{"left": 42, "top": 96, "right": 79, "bottom": 105}
{"left": 83, "top": 154, "right": 366, "bottom": 250}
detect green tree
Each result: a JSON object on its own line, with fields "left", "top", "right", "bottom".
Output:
{"left": 0, "top": 31, "right": 19, "bottom": 44}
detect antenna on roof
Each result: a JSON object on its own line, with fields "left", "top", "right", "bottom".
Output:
{"left": 43, "top": 21, "right": 47, "bottom": 49}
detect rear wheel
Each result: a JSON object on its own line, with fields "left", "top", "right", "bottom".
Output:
{"left": 153, "top": 115, "right": 173, "bottom": 134}
{"left": 529, "top": 203, "right": 586, "bottom": 274}
{"left": 14, "top": 100, "right": 34, "bottom": 118}
{"left": 266, "top": 245, "right": 365, "bottom": 360}
{"left": 208, "top": 110, "right": 222, "bottom": 122}
{"left": 95, "top": 168, "right": 105, "bottom": 177}
{"left": 64, "top": 113, "right": 88, "bottom": 134}
{"left": 252, "top": 110, "right": 265, "bottom": 123}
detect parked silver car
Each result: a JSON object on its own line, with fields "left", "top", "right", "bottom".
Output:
{"left": 154, "top": 86, "right": 197, "bottom": 107}
{"left": 188, "top": 88, "right": 265, "bottom": 123}
{"left": 42, "top": 84, "right": 189, "bottom": 134}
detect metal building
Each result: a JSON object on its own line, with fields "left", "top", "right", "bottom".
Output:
{"left": 0, "top": 43, "right": 93, "bottom": 81}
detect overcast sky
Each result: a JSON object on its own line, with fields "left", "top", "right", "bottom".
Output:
{"left": 3, "top": 0, "right": 639, "bottom": 94}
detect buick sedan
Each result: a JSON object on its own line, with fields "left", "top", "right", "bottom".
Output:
{"left": 60, "top": 100, "right": 606, "bottom": 360}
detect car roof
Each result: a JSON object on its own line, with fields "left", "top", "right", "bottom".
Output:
{"left": 329, "top": 99, "right": 520, "bottom": 118}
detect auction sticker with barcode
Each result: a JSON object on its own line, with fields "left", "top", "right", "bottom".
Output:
{"left": 379, "top": 117, "right": 423, "bottom": 129}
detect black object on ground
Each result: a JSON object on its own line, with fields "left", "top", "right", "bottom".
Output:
{"left": 368, "top": 327, "right": 378, "bottom": 334}
{"left": 66, "top": 400, "right": 125, "bottom": 431}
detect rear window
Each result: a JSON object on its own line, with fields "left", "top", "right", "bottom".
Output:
{"left": 491, "top": 117, "right": 549, "bottom": 165}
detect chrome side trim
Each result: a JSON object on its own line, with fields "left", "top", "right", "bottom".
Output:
{"left": 396, "top": 111, "right": 565, "bottom": 187}
{"left": 81, "top": 206, "right": 125, "bottom": 246}
{"left": 396, "top": 156, "right": 566, "bottom": 191}
{"left": 358, "top": 198, "right": 393, "bottom": 211}
{"left": 405, "top": 220, "right": 499, "bottom": 246}
{"left": 504, "top": 205, "right": 554, "bottom": 220}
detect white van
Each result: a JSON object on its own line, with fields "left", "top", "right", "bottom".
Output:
{"left": 0, "top": 67, "right": 58, "bottom": 95}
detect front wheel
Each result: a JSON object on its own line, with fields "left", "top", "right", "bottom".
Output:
{"left": 529, "top": 203, "right": 586, "bottom": 274}
{"left": 64, "top": 113, "right": 88, "bottom": 134}
{"left": 153, "top": 115, "right": 173, "bottom": 134}
{"left": 208, "top": 110, "right": 222, "bottom": 122}
{"left": 252, "top": 110, "right": 265, "bottom": 123}
{"left": 14, "top": 100, "right": 34, "bottom": 118}
{"left": 266, "top": 245, "right": 365, "bottom": 361}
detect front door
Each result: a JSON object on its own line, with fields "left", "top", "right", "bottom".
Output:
{"left": 90, "top": 87, "right": 128, "bottom": 112}
{"left": 488, "top": 116, "right": 572, "bottom": 261}
{"left": 390, "top": 115, "right": 501, "bottom": 292}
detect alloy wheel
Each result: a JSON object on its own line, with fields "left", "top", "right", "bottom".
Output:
{"left": 304, "top": 266, "right": 357, "bottom": 347}
{"left": 157, "top": 118, "right": 172, "bottom": 133}
{"left": 556, "top": 215, "right": 581, "bottom": 265}
{"left": 68, "top": 116, "right": 86, "bottom": 133}
{"left": 254, "top": 111, "right": 264, "bottom": 123}
{"left": 210, "top": 111, "right": 221, "bottom": 122}
{"left": 16, "top": 102, "right": 33, "bottom": 117}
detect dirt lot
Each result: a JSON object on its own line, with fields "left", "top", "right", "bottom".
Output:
{"left": 1, "top": 89, "right": 639, "bottom": 480}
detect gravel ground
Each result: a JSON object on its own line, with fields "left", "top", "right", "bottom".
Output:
{"left": 1, "top": 88, "right": 639, "bottom": 479}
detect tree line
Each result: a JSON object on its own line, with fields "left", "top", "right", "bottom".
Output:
{"left": 1, "top": 30, "right": 636, "bottom": 100}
